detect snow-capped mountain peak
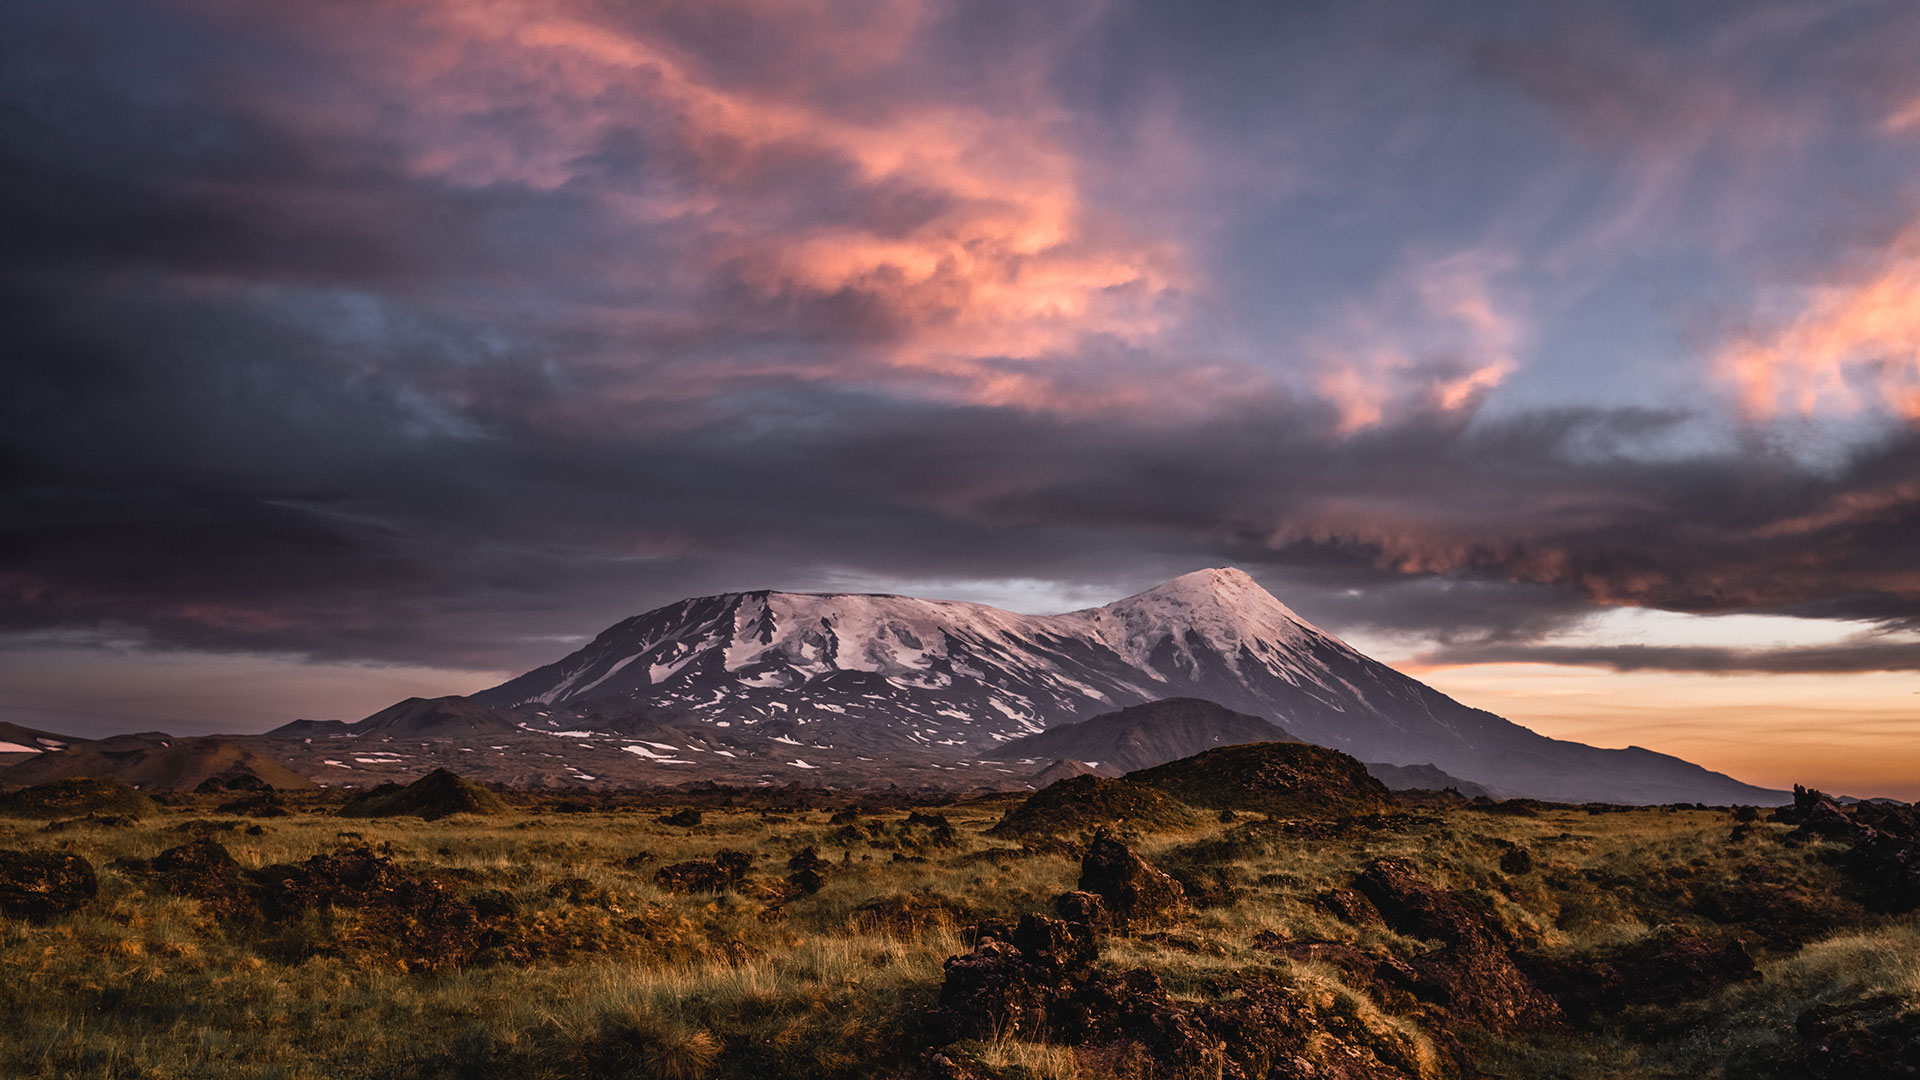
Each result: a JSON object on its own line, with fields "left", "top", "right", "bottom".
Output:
{"left": 1075, "top": 567, "right": 1336, "bottom": 666}
{"left": 463, "top": 568, "right": 1791, "bottom": 803}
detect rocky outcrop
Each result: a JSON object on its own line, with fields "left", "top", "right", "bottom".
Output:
{"left": 0, "top": 848, "right": 97, "bottom": 917}
{"left": 653, "top": 849, "right": 753, "bottom": 894}
{"left": 1770, "top": 787, "right": 1920, "bottom": 914}
{"left": 151, "top": 838, "right": 257, "bottom": 921}
{"left": 927, "top": 912, "right": 1420, "bottom": 1080}
{"left": 1354, "top": 858, "right": 1562, "bottom": 1033}
{"left": 0, "top": 778, "right": 158, "bottom": 819}
{"left": 1076, "top": 831, "right": 1187, "bottom": 931}
{"left": 1522, "top": 929, "right": 1758, "bottom": 1023}
{"left": 1796, "top": 995, "right": 1920, "bottom": 1080}
{"left": 259, "top": 845, "right": 484, "bottom": 972}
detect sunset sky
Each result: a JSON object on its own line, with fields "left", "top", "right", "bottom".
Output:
{"left": 5, "top": 1, "right": 1919, "bottom": 796}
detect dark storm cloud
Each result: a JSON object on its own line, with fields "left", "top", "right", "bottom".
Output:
{"left": 6, "top": 0, "right": 1920, "bottom": 686}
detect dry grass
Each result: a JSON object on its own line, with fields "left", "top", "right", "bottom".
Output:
{"left": 0, "top": 800, "right": 1909, "bottom": 1079}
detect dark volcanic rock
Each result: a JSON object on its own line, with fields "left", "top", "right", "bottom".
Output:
{"left": 1012, "top": 912, "right": 1097, "bottom": 972}
{"left": 1355, "top": 858, "right": 1562, "bottom": 1033}
{"left": 258, "top": 845, "right": 482, "bottom": 972}
{"left": 152, "top": 838, "right": 256, "bottom": 920}
{"left": 0, "top": 778, "right": 159, "bottom": 820}
{"left": 1354, "top": 858, "right": 1481, "bottom": 941}
{"left": 1317, "top": 887, "right": 1383, "bottom": 927}
{"left": 930, "top": 912, "right": 1419, "bottom": 1080}
{"left": 654, "top": 849, "right": 752, "bottom": 894}
{"left": 659, "top": 808, "right": 703, "bottom": 828}
{"left": 785, "top": 846, "right": 828, "bottom": 895}
{"left": 1693, "top": 879, "right": 1857, "bottom": 948}
{"left": 1052, "top": 889, "right": 1112, "bottom": 932}
{"left": 1498, "top": 844, "right": 1533, "bottom": 875}
{"left": 1523, "top": 929, "right": 1758, "bottom": 1023}
{"left": 1077, "top": 831, "right": 1187, "bottom": 930}
{"left": 989, "top": 774, "right": 1204, "bottom": 837}
{"left": 1798, "top": 995, "right": 1920, "bottom": 1080}
{"left": 0, "top": 848, "right": 97, "bottom": 917}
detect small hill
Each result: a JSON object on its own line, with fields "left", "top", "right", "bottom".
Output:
{"left": 0, "top": 777, "right": 160, "bottom": 819}
{"left": 338, "top": 769, "right": 509, "bottom": 820}
{"left": 989, "top": 698, "right": 1295, "bottom": 774}
{"left": 1128, "top": 742, "right": 1393, "bottom": 817}
{"left": 1029, "top": 759, "right": 1123, "bottom": 787}
{"left": 989, "top": 774, "right": 1205, "bottom": 837}
{"left": 2, "top": 736, "right": 318, "bottom": 792}
{"left": 1366, "top": 761, "right": 1495, "bottom": 799}
{"left": 351, "top": 696, "right": 517, "bottom": 738}
{"left": 265, "top": 718, "right": 351, "bottom": 739}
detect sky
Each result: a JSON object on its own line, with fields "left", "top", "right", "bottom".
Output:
{"left": 4, "top": 0, "right": 1919, "bottom": 796}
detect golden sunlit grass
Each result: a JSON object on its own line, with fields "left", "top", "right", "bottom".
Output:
{"left": 0, "top": 801, "right": 1908, "bottom": 1079}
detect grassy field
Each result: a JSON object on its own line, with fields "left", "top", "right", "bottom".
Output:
{"left": 0, "top": 793, "right": 1910, "bottom": 1079}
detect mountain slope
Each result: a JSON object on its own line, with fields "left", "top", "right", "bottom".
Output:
{"left": 988, "top": 698, "right": 1295, "bottom": 774}
{"left": 470, "top": 568, "right": 1785, "bottom": 804}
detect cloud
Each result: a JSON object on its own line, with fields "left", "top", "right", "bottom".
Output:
{"left": 1413, "top": 637, "right": 1920, "bottom": 674}
{"left": 1313, "top": 250, "right": 1523, "bottom": 433}
{"left": 8, "top": 0, "right": 1920, "bottom": 692}
{"left": 1721, "top": 225, "right": 1920, "bottom": 421}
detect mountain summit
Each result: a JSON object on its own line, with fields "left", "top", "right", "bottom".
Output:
{"left": 472, "top": 568, "right": 1783, "bottom": 804}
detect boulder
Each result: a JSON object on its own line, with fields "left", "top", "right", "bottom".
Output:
{"left": 0, "top": 848, "right": 97, "bottom": 917}
{"left": 1052, "top": 889, "right": 1112, "bottom": 932}
{"left": 1317, "top": 887, "right": 1383, "bottom": 927}
{"left": 151, "top": 838, "right": 257, "bottom": 920}
{"left": 1077, "top": 831, "right": 1187, "bottom": 930}
{"left": 1498, "top": 844, "right": 1533, "bottom": 875}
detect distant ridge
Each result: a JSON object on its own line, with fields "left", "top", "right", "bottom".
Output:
{"left": 1365, "top": 762, "right": 1495, "bottom": 799}
{"left": 3, "top": 736, "right": 317, "bottom": 792}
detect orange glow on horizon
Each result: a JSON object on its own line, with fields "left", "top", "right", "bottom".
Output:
{"left": 1405, "top": 659, "right": 1920, "bottom": 800}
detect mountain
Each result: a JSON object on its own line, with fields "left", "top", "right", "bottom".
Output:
{"left": 0, "top": 720, "right": 70, "bottom": 765}
{"left": 988, "top": 698, "right": 1295, "bottom": 775}
{"left": 351, "top": 697, "right": 519, "bottom": 738}
{"left": 470, "top": 568, "right": 1786, "bottom": 804}
{"left": 3, "top": 736, "right": 318, "bottom": 792}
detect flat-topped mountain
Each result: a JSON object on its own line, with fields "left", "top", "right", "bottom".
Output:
{"left": 464, "top": 568, "right": 1783, "bottom": 804}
